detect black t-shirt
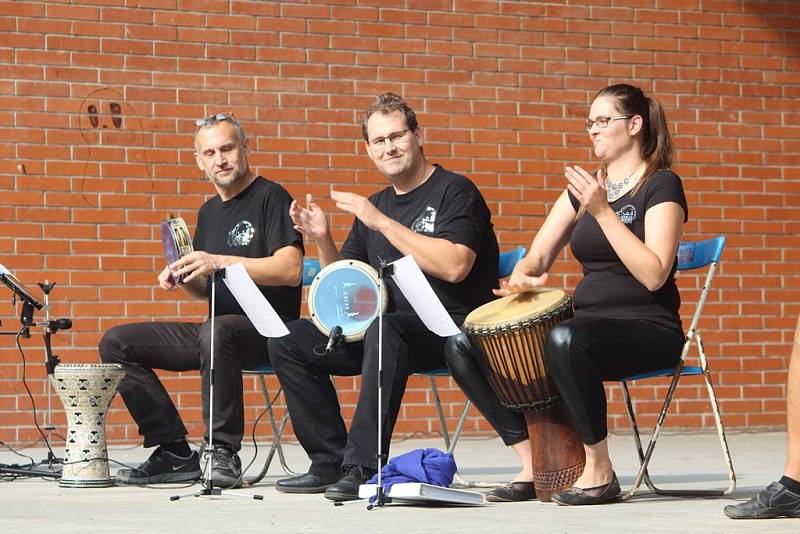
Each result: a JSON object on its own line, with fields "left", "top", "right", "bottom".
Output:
{"left": 567, "top": 169, "right": 688, "bottom": 332}
{"left": 193, "top": 176, "right": 303, "bottom": 321}
{"left": 340, "top": 165, "right": 499, "bottom": 325}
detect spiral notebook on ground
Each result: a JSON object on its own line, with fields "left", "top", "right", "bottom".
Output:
{"left": 358, "top": 483, "right": 486, "bottom": 506}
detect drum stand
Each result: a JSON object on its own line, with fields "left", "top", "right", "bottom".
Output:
{"left": 0, "top": 280, "right": 62, "bottom": 480}
{"left": 171, "top": 270, "right": 262, "bottom": 502}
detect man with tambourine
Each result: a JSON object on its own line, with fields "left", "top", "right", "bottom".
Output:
{"left": 99, "top": 114, "right": 303, "bottom": 488}
{"left": 269, "top": 93, "right": 500, "bottom": 502}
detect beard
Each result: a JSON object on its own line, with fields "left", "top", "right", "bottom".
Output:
{"left": 211, "top": 166, "right": 248, "bottom": 188}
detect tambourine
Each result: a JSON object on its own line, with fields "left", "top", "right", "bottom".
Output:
{"left": 160, "top": 214, "right": 193, "bottom": 284}
{"left": 307, "top": 259, "right": 388, "bottom": 343}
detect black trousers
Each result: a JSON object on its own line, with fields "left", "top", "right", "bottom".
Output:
{"left": 268, "top": 313, "right": 447, "bottom": 476}
{"left": 444, "top": 333, "right": 528, "bottom": 446}
{"left": 545, "top": 316, "right": 684, "bottom": 445}
{"left": 98, "top": 315, "right": 268, "bottom": 451}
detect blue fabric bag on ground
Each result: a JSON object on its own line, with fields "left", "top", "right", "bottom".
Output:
{"left": 366, "top": 448, "right": 457, "bottom": 500}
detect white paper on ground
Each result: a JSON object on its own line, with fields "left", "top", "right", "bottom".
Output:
{"left": 389, "top": 255, "right": 460, "bottom": 337}
{"left": 222, "top": 262, "right": 289, "bottom": 338}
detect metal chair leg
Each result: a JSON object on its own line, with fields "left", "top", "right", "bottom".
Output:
{"left": 257, "top": 374, "right": 298, "bottom": 476}
{"left": 426, "top": 375, "right": 497, "bottom": 488}
{"left": 621, "top": 358, "right": 736, "bottom": 500}
{"left": 622, "top": 366, "right": 683, "bottom": 501}
{"left": 243, "top": 412, "right": 289, "bottom": 486}
{"left": 428, "top": 375, "right": 451, "bottom": 450}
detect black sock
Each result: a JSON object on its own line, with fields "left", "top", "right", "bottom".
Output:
{"left": 779, "top": 475, "right": 800, "bottom": 494}
{"left": 161, "top": 440, "right": 192, "bottom": 458}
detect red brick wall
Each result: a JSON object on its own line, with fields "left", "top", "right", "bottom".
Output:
{"left": 1, "top": 1, "right": 799, "bottom": 447}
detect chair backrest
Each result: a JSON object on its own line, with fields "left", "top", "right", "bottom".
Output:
{"left": 676, "top": 236, "right": 725, "bottom": 271}
{"left": 302, "top": 259, "right": 321, "bottom": 286}
{"left": 676, "top": 236, "right": 726, "bottom": 361}
{"left": 498, "top": 247, "right": 526, "bottom": 278}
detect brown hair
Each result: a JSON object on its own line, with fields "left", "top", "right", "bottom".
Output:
{"left": 360, "top": 92, "right": 419, "bottom": 142}
{"left": 594, "top": 84, "right": 673, "bottom": 194}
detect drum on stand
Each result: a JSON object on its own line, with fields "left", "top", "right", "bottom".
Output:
{"left": 307, "top": 259, "right": 387, "bottom": 342}
{"left": 52, "top": 363, "right": 125, "bottom": 488}
{"left": 462, "top": 289, "right": 586, "bottom": 502}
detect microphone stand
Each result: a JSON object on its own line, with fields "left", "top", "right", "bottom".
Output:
{"left": 0, "top": 279, "right": 61, "bottom": 479}
{"left": 38, "top": 281, "right": 61, "bottom": 471}
{"left": 171, "top": 269, "right": 262, "bottom": 502}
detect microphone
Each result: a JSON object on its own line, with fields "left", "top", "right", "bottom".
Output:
{"left": 325, "top": 325, "right": 343, "bottom": 354}
{"left": 48, "top": 318, "right": 72, "bottom": 333}
{"left": 31, "top": 318, "right": 73, "bottom": 333}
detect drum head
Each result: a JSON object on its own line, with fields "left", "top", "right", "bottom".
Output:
{"left": 307, "top": 259, "right": 387, "bottom": 342}
{"left": 463, "top": 289, "right": 570, "bottom": 332}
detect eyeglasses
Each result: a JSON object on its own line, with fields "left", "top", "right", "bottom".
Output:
{"left": 368, "top": 129, "right": 412, "bottom": 151}
{"left": 585, "top": 115, "right": 634, "bottom": 133}
{"left": 194, "top": 112, "right": 236, "bottom": 128}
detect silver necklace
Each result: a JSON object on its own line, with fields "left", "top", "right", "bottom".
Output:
{"left": 605, "top": 163, "right": 645, "bottom": 202}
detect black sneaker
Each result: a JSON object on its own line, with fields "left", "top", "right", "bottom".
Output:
{"left": 724, "top": 481, "right": 800, "bottom": 519}
{"left": 209, "top": 445, "right": 242, "bottom": 489}
{"left": 115, "top": 447, "right": 201, "bottom": 485}
{"left": 324, "top": 464, "right": 377, "bottom": 502}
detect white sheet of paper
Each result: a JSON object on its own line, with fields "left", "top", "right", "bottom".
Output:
{"left": 389, "top": 255, "right": 460, "bottom": 337}
{"left": 222, "top": 262, "right": 289, "bottom": 338}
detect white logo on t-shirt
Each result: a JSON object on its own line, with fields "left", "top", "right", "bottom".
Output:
{"left": 616, "top": 204, "right": 637, "bottom": 225}
{"left": 411, "top": 207, "right": 437, "bottom": 234}
{"left": 227, "top": 220, "right": 255, "bottom": 247}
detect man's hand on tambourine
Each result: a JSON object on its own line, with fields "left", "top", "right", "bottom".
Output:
{"left": 169, "top": 251, "right": 220, "bottom": 285}
{"left": 158, "top": 266, "right": 179, "bottom": 291}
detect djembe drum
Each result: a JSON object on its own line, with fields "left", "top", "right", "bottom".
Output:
{"left": 462, "top": 289, "right": 586, "bottom": 502}
{"left": 52, "top": 363, "right": 125, "bottom": 488}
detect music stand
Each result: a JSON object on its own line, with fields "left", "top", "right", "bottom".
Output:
{"left": 368, "top": 262, "right": 393, "bottom": 509}
{"left": 171, "top": 269, "right": 263, "bottom": 502}
{"left": 360, "top": 256, "right": 462, "bottom": 509}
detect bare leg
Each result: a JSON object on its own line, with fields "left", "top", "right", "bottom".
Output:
{"left": 573, "top": 438, "right": 614, "bottom": 488}
{"left": 785, "top": 315, "right": 800, "bottom": 479}
{"left": 510, "top": 439, "right": 533, "bottom": 482}
{"left": 723, "top": 315, "right": 800, "bottom": 518}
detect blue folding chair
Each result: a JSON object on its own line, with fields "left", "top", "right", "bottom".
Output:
{"left": 417, "top": 247, "right": 526, "bottom": 486}
{"left": 242, "top": 258, "right": 320, "bottom": 485}
{"left": 618, "top": 236, "right": 736, "bottom": 500}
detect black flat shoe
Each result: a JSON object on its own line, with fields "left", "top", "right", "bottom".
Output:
{"left": 485, "top": 481, "right": 536, "bottom": 502}
{"left": 551, "top": 473, "right": 621, "bottom": 506}
{"left": 276, "top": 471, "right": 340, "bottom": 494}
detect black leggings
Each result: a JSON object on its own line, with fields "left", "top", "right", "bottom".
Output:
{"left": 444, "top": 334, "right": 528, "bottom": 446}
{"left": 545, "top": 316, "right": 683, "bottom": 445}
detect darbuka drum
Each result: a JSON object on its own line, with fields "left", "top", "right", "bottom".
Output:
{"left": 463, "top": 289, "right": 585, "bottom": 502}
{"left": 308, "top": 259, "right": 387, "bottom": 342}
{"left": 51, "top": 363, "right": 125, "bottom": 488}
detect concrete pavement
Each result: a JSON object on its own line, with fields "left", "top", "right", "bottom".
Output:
{"left": 0, "top": 431, "right": 795, "bottom": 533}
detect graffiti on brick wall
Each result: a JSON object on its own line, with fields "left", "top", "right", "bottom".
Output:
{"left": 77, "top": 87, "right": 153, "bottom": 207}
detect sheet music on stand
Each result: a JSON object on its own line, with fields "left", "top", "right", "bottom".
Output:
{"left": 387, "top": 255, "right": 460, "bottom": 337}
{"left": 223, "top": 262, "right": 289, "bottom": 338}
